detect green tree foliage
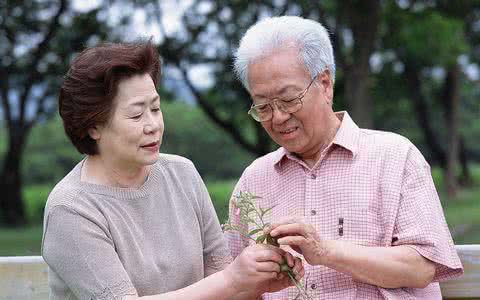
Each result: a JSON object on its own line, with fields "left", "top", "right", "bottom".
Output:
{"left": 1, "top": 101, "right": 255, "bottom": 186}
{"left": 394, "top": 10, "right": 468, "bottom": 66}
{"left": 161, "top": 101, "right": 255, "bottom": 180}
{"left": 0, "top": 0, "right": 111, "bottom": 225}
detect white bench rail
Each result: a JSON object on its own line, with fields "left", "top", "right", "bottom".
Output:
{"left": 0, "top": 245, "right": 479, "bottom": 299}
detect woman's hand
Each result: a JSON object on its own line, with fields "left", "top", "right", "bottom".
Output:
{"left": 223, "top": 244, "right": 304, "bottom": 296}
{"left": 261, "top": 251, "right": 304, "bottom": 294}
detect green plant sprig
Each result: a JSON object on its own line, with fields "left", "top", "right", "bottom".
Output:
{"left": 223, "top": 191, "right": 313, "bottom": 300}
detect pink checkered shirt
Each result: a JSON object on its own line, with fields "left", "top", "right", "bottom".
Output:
{"left": 226, "top": 111, "right": 463, "bottom": 299}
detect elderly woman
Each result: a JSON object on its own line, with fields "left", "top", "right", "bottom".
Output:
{"left": 41, "top": 41, "right": 303, "bottom": 300}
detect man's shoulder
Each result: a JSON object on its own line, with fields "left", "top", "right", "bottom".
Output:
{"left": 240, "top": 148, "right": 283, "bottom": 178}
{"left": 358, "top": 128, "right": 415, "bottom": 154}
{"left": 248, "top": 148, "right": 282, "bottom": 168}
{"left": 357, "top": 128, "right": 428, "bottom": 169}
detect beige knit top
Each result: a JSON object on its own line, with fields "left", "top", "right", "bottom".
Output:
{"left": 42, "top": 154, "right": 231, "bottom": 299}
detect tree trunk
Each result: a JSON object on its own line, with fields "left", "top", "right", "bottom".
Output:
{"left": 0, "top": 122, "right": 30, "bottom": 226}
{"left": 458, "top": 137, "right": 471, "bottom": 186}
{"left": 343, "top": 0, "right": 381, "bottom": 129}
{"left": 443, "top": 64, "right": 461, "bottom": 198}
{"left": 404, "top": 62, "right": 447, "bottom": 168}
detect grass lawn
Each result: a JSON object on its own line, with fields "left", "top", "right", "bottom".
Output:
{"left": 0, "top": 167, "right": 479, "bottom": 256}
{"left": 0, "top": 225, "right": 43, "bottom": 256}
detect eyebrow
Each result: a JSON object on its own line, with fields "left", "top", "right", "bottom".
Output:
{"left": 129, "top": 95, "right": 160, "bottom": 108}
{"left": 253, "top": 84, "right": 301, "bottom": 99}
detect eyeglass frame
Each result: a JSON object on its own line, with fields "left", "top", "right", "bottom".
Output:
{"left": 247, "top": 74, "right": 318, "bottom": 122}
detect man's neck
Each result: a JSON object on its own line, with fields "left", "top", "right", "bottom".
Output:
{"left": 301, "top": 113, "right": 341, "bottom": 168}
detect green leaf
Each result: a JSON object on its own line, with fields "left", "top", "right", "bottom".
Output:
{"left": 248, "top": 228, "right": 263, "bottom": 236}
{"left": 256, "top": 234, "right": 266, "bottom": 244}
{"left": 260, "top": 205, "right": 276, "bottom": 218}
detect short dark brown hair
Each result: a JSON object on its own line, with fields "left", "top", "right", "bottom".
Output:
{"left": 59, "top": 40, "right": 161, "bottom": 155}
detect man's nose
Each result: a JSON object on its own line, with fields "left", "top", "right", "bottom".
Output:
{"left": 270, "top": 104, "right": 291, "bottom": 125}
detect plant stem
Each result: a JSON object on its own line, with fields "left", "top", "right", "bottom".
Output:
{"left": 286, "top": 271, "right": 313, "bottom": 300}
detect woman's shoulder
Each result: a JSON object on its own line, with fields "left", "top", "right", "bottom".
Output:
{"left": 156, "top": 153, "right": 194, "bottom": 167}
{"left": 154, "top": 153, "right": 198, "bottom": 176}
{"left": 44, "top": 161, "right": 86, "bottom": 213}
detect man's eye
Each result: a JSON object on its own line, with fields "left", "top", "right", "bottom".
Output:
{"left": 256, "top": 105, "right": 269, "bottom": 112}
{"left": 132, "top": 114, "right": 142, "bottom": 120}
{"left": 152, "top": 108, "right": 160, "bottom": 112}
{"left": 281, "top": 97, "right": 297, "bottom": 103}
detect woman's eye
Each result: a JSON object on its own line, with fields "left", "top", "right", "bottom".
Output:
{"left": 132, "top": 114, "right": 142, "bottom": 120}
{"left": 152, "top": 108, "right": 160, "bottom": 112}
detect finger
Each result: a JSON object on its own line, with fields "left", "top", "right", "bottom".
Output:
{"left": 256, "top": 261, "right": 281, "bottom": 273}
{"left": 283, "top": 251, "right": 294, "bottom": 267}
{"left": 270, "top": 223, "right": 308, "bottom": 238}
{"left": 256, "top": 271, "right": 279, "bottom": 282}
{"left": 291, "top": 245, "right": 303, "bottom": 254}
{"left": 276, "top": 272, "right": 285, "bottom": 280}
{"left": 267, "top": 223, "right": 279, "bottom": 233}
{"left": 277, "top": 236, "right": 307, "bottom": 249}
{"left": 255, "top": 249, "right": 283, "bottom": 264}
{"left": 295, "top": 268, "right": 305, "bottom": 281}
{"left": 292, "top": 257, "right": 304, "bottom": 277}
{"left": 258, "top": 244, "right": 287, "bottom": 258}
{"left": 292, "top": 257, "right": 303, "bottom": 272}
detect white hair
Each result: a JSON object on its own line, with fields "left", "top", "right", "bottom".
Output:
{"left": 234, "top": 16, "right": 335, "bottom": 91}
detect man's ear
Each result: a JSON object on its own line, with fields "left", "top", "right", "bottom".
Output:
{"left": 88, "top": 126, "right": 102, "bottom": 141}
{"left": 317, "top": 70, "right": 334, "bottom": 102}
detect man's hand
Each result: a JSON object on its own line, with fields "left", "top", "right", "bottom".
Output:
{"left": 268, "top": 222, "right": 328, "bottom": 266}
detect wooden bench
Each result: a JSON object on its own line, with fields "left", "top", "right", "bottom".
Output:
{"left": 1, "top": 245, "right": 479, "bottom": 299}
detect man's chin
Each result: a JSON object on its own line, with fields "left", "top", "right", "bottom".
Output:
{"left": 280, "top": 143, "right": 303, "bottom": 154}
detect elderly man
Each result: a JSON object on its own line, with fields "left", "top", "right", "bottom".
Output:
{"left": 226, "top": 16, "right": 463, "bottom": 299}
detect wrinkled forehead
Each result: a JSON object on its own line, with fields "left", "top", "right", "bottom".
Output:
{"left": 247, "top": 50, "right": 311, "bottom": 95}
{"left": 113, "top": 74, "right": 158, "bottom": 107}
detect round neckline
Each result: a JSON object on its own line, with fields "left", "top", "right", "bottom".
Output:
{"left": 75, "top": 157, "right": 157, "bottom": 200}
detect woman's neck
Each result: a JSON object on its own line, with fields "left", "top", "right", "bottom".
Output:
{"left": 81, "top": 155, "right": 150, "bottom": 188}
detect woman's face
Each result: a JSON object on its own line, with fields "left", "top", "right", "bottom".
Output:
{"left": 90, "top": 73, "right": 164, "bottom": 170}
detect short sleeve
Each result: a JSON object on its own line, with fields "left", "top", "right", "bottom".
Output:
{"left": 191, "top": 168, "right": 232, "bottom": 276}
{"left": 392, "top": 145, "right": 463, "bottom": 282}
{"left": 42, "top": 205, "right": 137, "bottom": 299}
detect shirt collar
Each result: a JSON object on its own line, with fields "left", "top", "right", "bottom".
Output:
{"left": 332, "top": 111, "right": 360, "bottom": 157}
{"left": 272, "top": 111, "right": 360, "bottom": 168}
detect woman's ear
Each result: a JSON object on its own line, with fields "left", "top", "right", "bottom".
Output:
{"left": 88, "top": 126, "right": 102, "bottom": 141}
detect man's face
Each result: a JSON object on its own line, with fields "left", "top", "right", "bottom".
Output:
{"left": 247, "top": 48, "right": 334, "bottom": 158}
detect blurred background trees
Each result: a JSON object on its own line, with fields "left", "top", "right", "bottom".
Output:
{"left": 0, "top": 0, "right": 479, "bottom": 247}
{"left": 0, "top": 0, "right": 111, "bottom": 225}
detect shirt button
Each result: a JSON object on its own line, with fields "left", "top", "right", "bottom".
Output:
{"left": 310, "top": 173, "right": 316, "bottom": 179}
{"left": 311, "top": 283, "right": 317, "bottom": 290}
{"left": 310, "top": 210, "right": 316, "bottom": 216}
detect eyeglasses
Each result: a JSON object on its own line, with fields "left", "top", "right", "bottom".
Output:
{"left": 248, "top": 75, "right": 317, "bottom": 122}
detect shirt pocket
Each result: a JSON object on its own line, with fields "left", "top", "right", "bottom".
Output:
{"left": 334, "top": 193, "right": 386, "bottom": 247}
